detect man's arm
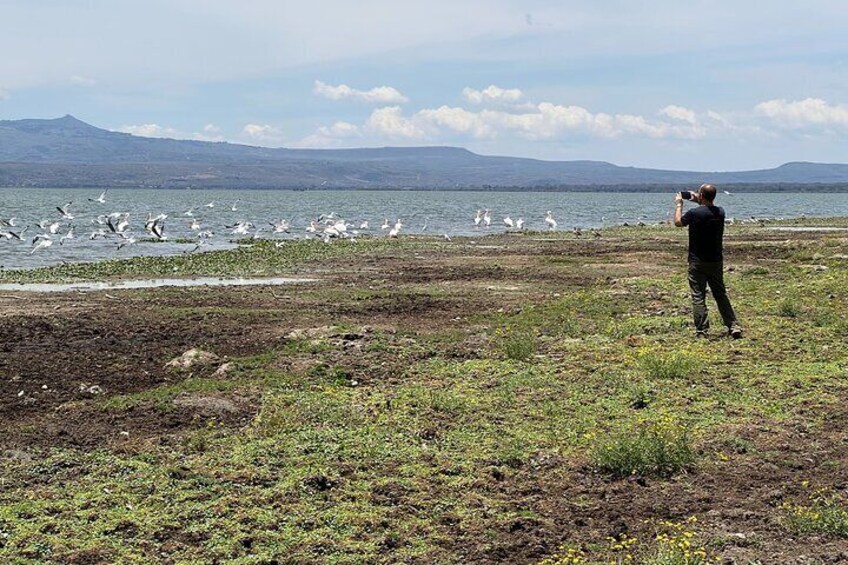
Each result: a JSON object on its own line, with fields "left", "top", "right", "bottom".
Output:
{"left": 673, "top": 192, "right": 685, "bottom": 227}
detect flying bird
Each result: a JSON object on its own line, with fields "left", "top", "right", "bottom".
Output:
{"left": 88, "top": 190, "right": 108, "bottom": 204}
{"left": 56, "top": 202, "right": 74, "bottom": 220}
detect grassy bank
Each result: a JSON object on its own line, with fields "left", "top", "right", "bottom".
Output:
{"left": 1, "top": 221, "right": 847, "bottom": 563}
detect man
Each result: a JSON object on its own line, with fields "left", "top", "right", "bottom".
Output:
{"left": 674, "top": 183, "right": 743, "bottom": 339}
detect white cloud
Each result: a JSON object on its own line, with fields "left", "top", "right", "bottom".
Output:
{"left": 302, "top": 98, "right": 710, "bottom": 147}
{"left": 659, "top": 105, "right": 697, "bottom": 124}
{"left": 237, "top": 123, "right": 284, "bottom": 146}
{"left": 416, "top": 106, "right": 495, "bottom": 139}
{"left": 462, "top": 85, "right": 524, "bottom": 105}
{"left": 118, "top": 123, "right": 182, "bottom": 138}
{"left": 754, "top": 97, "right": 848, "bottom": 129}
{"left": 293, "top": 121, "right": 362, "bottom": 148}
{"left": 192, "top": 123, "right": 224, "bottom": 142}
{"left": 116, "top": 123, "right": 229, "bottom": 143}
{"left": 313, "top": 80, "right": 408, "bottom": 104}
{"left": 70, "top": 75, "right": 96, "bottom": 87}
{"left": 364, "top": 106, "right": 427, "bottom": 139}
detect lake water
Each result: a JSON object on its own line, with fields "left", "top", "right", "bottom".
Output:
{"left": 1, "top": 188, "right": 847, "bottom": 270}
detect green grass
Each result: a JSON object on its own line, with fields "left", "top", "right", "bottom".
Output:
{"left": 0, "top": 237, "right": 438, "bottom": 283}
{"left": 591, "top": 416, "right": 697, "bottom": 478}
{"left": 1, "top": 224, "right": 847, "bottom": 562}
{"left": 783, "top": 490, "right": 848, "bottom": 538}
{"left": 637, "top": 348, "right": 701, "bottom": 380}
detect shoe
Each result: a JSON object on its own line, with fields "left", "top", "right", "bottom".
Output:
{"left": 729, "top": 326, "right": 743, "bottom": 339}
{"left": 695, "top": 331, "right": 708, "bottom": 339}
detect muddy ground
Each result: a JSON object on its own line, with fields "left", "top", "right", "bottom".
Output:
{"left": 1, "top": 225, "right": 848, "bottom": 563}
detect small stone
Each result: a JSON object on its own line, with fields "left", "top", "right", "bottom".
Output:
{"left": 165, "top": 348, "right": 220, "bottom": 369}
{"left": 212, "top": 362, "right": 235, "bottom": 377}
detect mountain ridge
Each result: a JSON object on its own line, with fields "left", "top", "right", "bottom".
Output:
{"left": 2, "top": 116, "right": 848, "bottom": 189}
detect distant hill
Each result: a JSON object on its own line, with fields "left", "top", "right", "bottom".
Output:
{"left": 2, "top": 115, "right": 848, "bottom": 189}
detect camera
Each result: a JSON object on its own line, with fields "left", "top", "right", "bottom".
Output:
{"left": 679, "top": 190, "right": 693, "bottom": 200}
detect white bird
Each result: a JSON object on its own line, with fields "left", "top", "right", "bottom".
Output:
{"left": 516, "top": 217, "right": 525, "bottom": 230}
{"left": 106, "top": 213, "right": 130, "bottom": 234}
{"left": 117, "top": 234, "right": 137, "bottom": 250}
{"left": 388, "top": 219, "right": 402, "bottom": 238}
{"left": 145, "top": 213, "right": 167, "bottom": 232}
{"left": 31, "top": 235, "right": 53, "bottom": 253}
{"left": 229, "top": 221, "right": 254, "bottom": 235}
{"left": 421, "top": 219, "right": 428, "bottom": 232}
{"left": 183, "top": 208, "right": 195, "bottom": 217}
{"left": 483, "top": 209, "right": 491, "bottom": 227}
{"left": 474, "top": 209, "right": 483, "bottom": 227}
{"left": 231, "top": 199, "right": 240, "bottom": 212}
{"left": 205, "top": 201, "right": 215, "bottom": 208}
{"left": 381, "top": 218, "right": 391, "bottom": 231}
{"left": 723, "top": 190, "right": 733, "bottom": 196}
{"left": 89, "top": 228, "right": 107, "bottom": 240}
{"left": 306, "top": 221, "right": 320, "bottom": 234}
{"left": 147, "top": 218, "right": 166, "bottom": 240}
{"left": 189, "top": 218, "right": 202, "bottom": 231}
{"left": 38, "top": 220, "right": 62, "bottom": 234}
{"left": 269, "top": 219, "right": 289, "bottom": 233}
{"left": 503, "top": 216, "right": 514, "bottom": 228}
{"left": 56, "top": 202, "right": 74, "bottom": 220}
{"left": 359, "top": 220, "right": 369, "bottom": 230}
{"left": 59, "top": 226, "right": 75, "bottom": 245}
{"left": 88, "top": 190, "right": 108, "bottom": 204}
{"left": 545, "top": 211, "right": 557, "bottom": 231}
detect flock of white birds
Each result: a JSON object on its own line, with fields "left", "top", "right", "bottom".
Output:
{"left": 0, "top": 190, "right": 632, "bottom": 257}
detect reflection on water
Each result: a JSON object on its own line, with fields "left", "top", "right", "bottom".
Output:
{"left": 0, "top": 276, "right": 317, "bottom": 293}
{"left": 1, "top": 188, "right": 847, "bottom": 270}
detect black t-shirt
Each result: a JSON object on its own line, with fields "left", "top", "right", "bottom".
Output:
{"left": 681, "top": 205, "right": 725, "bottom": 263}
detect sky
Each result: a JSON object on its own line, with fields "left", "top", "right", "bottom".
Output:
{"left": 1, "top": 0, "right": 847, "bottom": 170}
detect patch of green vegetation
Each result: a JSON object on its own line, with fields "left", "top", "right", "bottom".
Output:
{"left": 1, "top": 223, "right": 847, "bottom": 562}
{"left": 783, "top": 489, "right": 848, "bottom": 538}
{"left": 637, "top": 348, "right": 701, "bottom": 380}
{"left": 591, "top": 416, "right": 696, "bottom": 478}
{"left": 540, "top": 517, "right": 714, "bottom": 565}
{"left": 777, "top": 296, "right": 802, "bottom": 318}
{"left": 497, "top": 328, "right": 537, "bottom": 361}
{"left": 0, "top": 237, "right": 438, "bottom": 283}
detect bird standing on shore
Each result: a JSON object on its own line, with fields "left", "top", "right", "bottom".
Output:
{"left": 545, "top": 211, "right": 557, "bottom": 231}
{"left": 388, "top": 219, "right": 402, "bottom": 238}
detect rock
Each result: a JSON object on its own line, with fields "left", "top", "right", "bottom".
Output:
{"left": 78, "top": 383, "right": 104, "bottom": 395}
{"left": 285, "top": 326, "right": 338, "bottom": 340}
{"left": 165, "top": 348, "right": 220, "bottom": 369}
{"left": 212, "top": 362, "right": 236, "bottom": 377}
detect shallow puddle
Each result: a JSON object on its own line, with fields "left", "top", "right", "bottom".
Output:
{"left": 765, "top": 226, "right": 848, "bottom": 232}
{"left": 0, "top": 276, "right": 317, "bottom": 293}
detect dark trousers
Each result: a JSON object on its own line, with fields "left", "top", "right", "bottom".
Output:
{"left": 687, "top": 261, "right": 738, "bottom": 332}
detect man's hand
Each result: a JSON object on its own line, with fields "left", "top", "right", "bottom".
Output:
{"left": 674, "top": 192, "right": 685, "bottom": 227}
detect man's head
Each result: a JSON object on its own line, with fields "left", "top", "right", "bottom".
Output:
{"left": 698, "top": 183, "right": 717, "bottom": 204}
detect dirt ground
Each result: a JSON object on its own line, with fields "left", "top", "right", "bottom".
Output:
{"left": 2, "top": 226, "right": 848, "bottom": 564}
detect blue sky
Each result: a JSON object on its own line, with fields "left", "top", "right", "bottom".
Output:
{"left": 1, "top": 0, "right": 847, "bottom": 170}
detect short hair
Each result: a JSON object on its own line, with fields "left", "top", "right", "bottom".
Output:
{"left": 699, "top": 183, "right": 717, "bottom": 202}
